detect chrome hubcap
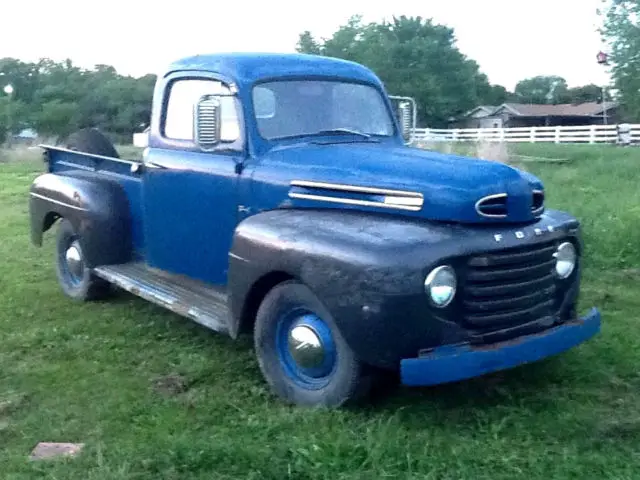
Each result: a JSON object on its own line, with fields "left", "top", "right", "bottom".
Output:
{"left": 287, "top": 325, "right": 325, "bottom": 370}
{"left": 65, "top": 241, "right": 84, "bottom": 281}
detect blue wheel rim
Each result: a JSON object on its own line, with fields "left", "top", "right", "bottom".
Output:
{"left": 275, "top": 308, "right": 337, "bottom": 390}
{"left": 61, "top": 238, "right": 85, "bottom": 286}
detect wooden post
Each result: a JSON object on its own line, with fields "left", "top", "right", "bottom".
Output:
{"left": 589, "top": 125, "right": 596, "bottom": 144}
{"left": 555, "top": 127, "right": 560, "bottom": 144}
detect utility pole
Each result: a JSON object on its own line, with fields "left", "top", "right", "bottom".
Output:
{"left": 3, "top": 84, "right": 14, "bottom": 147}
{"left": 602, "top": 85, "right": 608, "bottom": 125}
{"left": 596, "top": 51, "right": 609, "bottom": 126}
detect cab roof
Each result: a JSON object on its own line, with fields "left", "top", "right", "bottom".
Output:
{"left": 165, "top": 52, "right": 383, "bottom": 88}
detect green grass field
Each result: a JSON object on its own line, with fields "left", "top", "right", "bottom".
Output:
{"left": 1, "top": 144, "right": 639, "bottom": 479}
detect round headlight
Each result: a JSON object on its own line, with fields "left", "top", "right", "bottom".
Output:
{"left": 424, "top": 265, "right": 457, "bottom": 307}
{"left": 555, "top": 242, "right": 576, "bottom": 279}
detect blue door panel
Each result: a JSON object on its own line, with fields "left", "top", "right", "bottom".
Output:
{"left": 142, "top": 150, "right": 240, "bottom": 286}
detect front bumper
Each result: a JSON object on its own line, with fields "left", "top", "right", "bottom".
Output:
{"left": 400, "top": 307, "right": 601, "bottom": 386}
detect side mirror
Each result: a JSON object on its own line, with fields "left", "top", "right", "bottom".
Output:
{"left": 389, "top": 95, "right": 417, "bottom": 144}
{"left": 194, "top": 95, "right": 222, "bottom": 150}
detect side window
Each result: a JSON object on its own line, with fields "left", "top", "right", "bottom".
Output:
{"left": 164, "top": 79, "right": 240, "bottom": 143}
{"left": 253, "top": 86, "right": 276, "bottom": 119}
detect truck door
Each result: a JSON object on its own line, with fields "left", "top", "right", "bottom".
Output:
{"left": 140, "top": 75, "right": 244, "bottom": 286}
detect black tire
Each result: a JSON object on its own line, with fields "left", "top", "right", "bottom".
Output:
{"left": 254, "top": 280, "right": 373, "bottom": 407}
{"left": 64, "top": 128, "right": 120, "bottom": 158}
{"left": 55, "top": 218, "right": 111, "bottom": 301}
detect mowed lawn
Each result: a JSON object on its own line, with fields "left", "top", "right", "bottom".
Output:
{"left": 1, "top": 144, "right": 640, "bottom": 479}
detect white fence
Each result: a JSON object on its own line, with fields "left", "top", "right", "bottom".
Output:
{"left": 131, "top": 124, "right": 639, "bottom": 147}
{"left": 414, "top": 124, "right": 640, "bottom": 144}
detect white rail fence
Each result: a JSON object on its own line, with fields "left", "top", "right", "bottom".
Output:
{"left": 413, "top": 124, "right": 640, "bottom": 144}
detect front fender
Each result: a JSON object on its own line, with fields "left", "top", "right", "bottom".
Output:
{"left": 29, "top": 172, "right": 132, "bottom": 267}
{"left": 227, "top": 208, "right": 458, "bottom": 368}
{"left": 227, "top": 208, "right": 585, "bottom": 370}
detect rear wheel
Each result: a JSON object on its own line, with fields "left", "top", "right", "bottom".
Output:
{"left": 254, "top": 280, "right": 373, "bottom": 407}
{"left": 55, "top": 219, "right": 111, "bottom": 301}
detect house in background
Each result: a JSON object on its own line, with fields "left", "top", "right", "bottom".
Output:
{"left": 450, "top": 102, "right": 619, "bottom": 129}
{"left": 451, "top": 105, "right": 502, "bottom": 128}
{"left": 10, "top": 128, "right": 38, "bottom": 146}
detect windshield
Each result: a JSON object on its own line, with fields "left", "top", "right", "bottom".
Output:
{"left": 252, "top": 80, "right": 396, "bottom": 140}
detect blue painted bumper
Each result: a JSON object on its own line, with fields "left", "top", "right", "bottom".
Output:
{"left": 400, "top": 308, "right": 601, "bottom": 387}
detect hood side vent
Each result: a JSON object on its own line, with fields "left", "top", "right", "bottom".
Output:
{"left": 475, "top": 193, "right": 508, "bottom": 218}
{"left": 288, "top": 180, "right": 424, "bottom": 212}
{"left": 532, "top": 190, "right": 544, "bottom": 216}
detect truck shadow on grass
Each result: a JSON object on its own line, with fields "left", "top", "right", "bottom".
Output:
{"left": 107, "top": 287, "right": 584, "bottom": 417}
{"left": 368, "top": 357, "right": 578, "bottom": 411}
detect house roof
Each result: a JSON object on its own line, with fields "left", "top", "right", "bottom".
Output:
{"left": 494, "top": 102, "right": 617, "bottom": 117}
{"left": 460, "top": 105, "right": 500, "bottom": 118}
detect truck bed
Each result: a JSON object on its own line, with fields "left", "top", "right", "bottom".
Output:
{"left": 42, "top": 145, "right": 141, "bottom": 178}
{"left": 41, "top": 145, "right": 146, "bottom": 257}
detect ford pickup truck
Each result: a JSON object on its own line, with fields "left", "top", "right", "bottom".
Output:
{"left": 29, "top": 53, "right": 601, "bottom": 407}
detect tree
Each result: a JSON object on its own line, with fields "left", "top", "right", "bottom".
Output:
{"left": 0, "top": 57, "right": 157, "bottom": 142}
{"left": 34, "top": 100, "right": 79, "bottom": 137}
{"left": 296, "top": 15, "right": 505, "bottom": 127}
{"left": 475, "top": 74, "right": 510, "bottom": 105}
{"left": 567, "top": 84, "right": 611, "bottom": 103}
{"left": 600, "top": 0, "right": 640, "bottom": 121}
{"left": 513, "top": 76, "right": 570, "bottom": 104}
{"left": 296, "top": 31, "right": 322, "bottom": 55}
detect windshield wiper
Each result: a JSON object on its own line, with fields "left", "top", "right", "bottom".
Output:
{"left": 312, "top": 128, "right": 371, "bottom": 139}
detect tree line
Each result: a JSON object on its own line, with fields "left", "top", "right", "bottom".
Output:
{"left": 0, "top": 58, "right": 155, "bottom": 143}
{"left": 296, "top": 15, "right": 615, "bottom": 127}
{"left": 0, "top": 3, "right": 636, "bottom": 142}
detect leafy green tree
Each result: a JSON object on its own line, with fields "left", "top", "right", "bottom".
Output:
{"left": 475, "top": 74, "right": 509, "bottom": 105}
{"left": 296, "top": 15, "right": 505, "bottom": 126}
{"left": 296, "top": 31, "right": 322, "bottom": 55}
{"left": 0, "top": 96, "right": 30, "bottom": 138}
{"left": 35, "top": 100, "right": 79, "bottom": 138}
{"left": 600, "top": 0, "right": 640, "bottom": 120}
{"left": 514, "top": 76, "right": 571, "bottom": 104}
{"left": 0, "top": 57, "right": 156, "bottom": 142}
{"left": 567, "top": 84, "right": 611, "bottom": 103}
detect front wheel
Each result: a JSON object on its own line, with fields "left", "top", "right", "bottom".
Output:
{"left": 254, "top": 280, "right": 373, "bottom": 407}
{"left": 55, "top": 219, "right": 111, "bottom": 301}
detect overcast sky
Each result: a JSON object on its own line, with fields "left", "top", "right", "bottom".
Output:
{"left": 1, "top": 0, "right": 610, "bottom": 91}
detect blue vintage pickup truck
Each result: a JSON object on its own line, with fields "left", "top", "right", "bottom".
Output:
{"left": 29, "top": 53, "right": 601, "bottom": 407}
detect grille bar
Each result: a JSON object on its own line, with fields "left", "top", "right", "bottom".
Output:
{"left": 464, "top": 300, "right": 556, "bottom": 326}
{"left": 466, "top": 258, "right": 556, "bottom": 282}
{"left": 468, "top": 244, "right": 557, "bottom": 267}
{"left": 462, "top": 240, "right": 559, "bottom": 329}
{"left": 464, "top": 285, "right": 556, "bottom": 312}
{"left": 465, "top": 273, "right": 555, "bottom": 297}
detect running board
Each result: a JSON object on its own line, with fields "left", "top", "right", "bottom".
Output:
{"left": 93, "top": 262, "right": 230, "bottom": 334}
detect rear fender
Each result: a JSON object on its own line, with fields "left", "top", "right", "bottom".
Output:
{"left": 29, "top": 172, "right": 132, "bottom": 267}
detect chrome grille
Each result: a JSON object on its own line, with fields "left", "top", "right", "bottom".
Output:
{"left": 462, "top": 241, "right": 558, "bottom": 328}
